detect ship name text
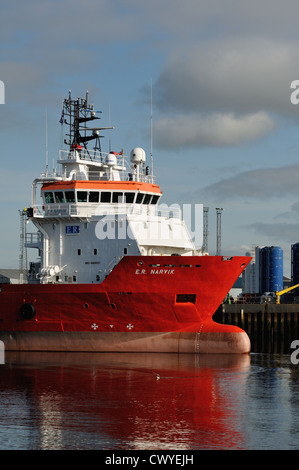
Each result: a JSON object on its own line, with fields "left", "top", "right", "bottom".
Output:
{"left": 135, "top": 268, "right": 175, "bottom": 275}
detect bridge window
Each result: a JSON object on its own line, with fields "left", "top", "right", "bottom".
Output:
{"left": 54, "top": 191, "right": 65, "bottom": 203}
{"left": 44, "top": 191, "right": 54, "bottom": 203}
{"left": 143, "top": 194, "right": 152, "bottom": 204}
{"left": 89, "top": 191, "right": 99, "bottom": 203}
{"left": 136, "top": 193, "right": 144, "bottom": 204}
{"left": 101, "top": 192, "right": 111, "bottom": 203}
{"left": 124, "top": 192, "right": 135, "bottom": 203}
{"left": 112, "top": 192, "right": 123, "bottom": 203}
{"left": 151, "top": 195, "right": 160, "bottom": 204}
{"left": 65, "top": 191, "right": 75, "bottom": 203}
{"left": 77, "top": 191, "right": 87, "bottom": 202}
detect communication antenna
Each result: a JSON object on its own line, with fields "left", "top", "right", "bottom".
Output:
{"left": 216, "top": 208, "right": 223, "bottom": 256}
{"left": 150, "top": 79, "right": 154, "bottom": 181}
{"left": 203, "top": 207, "right": 209, "bottom": 253}
{"left": 45, "top": 109, "right": 48, "bottom": 176}
{"left": 19, "top": 209, "right": 27, "bottom": 284}
{"left": 108, "top": 104, "right": 111, "bottom": 152}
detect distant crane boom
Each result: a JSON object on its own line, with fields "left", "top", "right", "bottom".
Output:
{"left": 275, "top": 283, "right": 299, "bottom": 304}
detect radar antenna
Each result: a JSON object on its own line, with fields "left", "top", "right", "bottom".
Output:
{"left": 60, "top": 90, "right": 114, "bottom": 157}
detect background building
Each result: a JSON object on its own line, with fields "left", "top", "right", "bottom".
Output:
{"left": 0, "top": 269, "right": 21, "bottom": 285}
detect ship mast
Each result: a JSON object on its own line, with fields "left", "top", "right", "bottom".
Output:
{"left": 61, "top": 90, "right": 114, "bottom": 157}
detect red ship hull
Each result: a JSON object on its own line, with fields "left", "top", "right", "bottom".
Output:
{"left": 0, "top": 255, "right": 251, "bottom": 353}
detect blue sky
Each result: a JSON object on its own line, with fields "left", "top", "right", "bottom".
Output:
{"left": 1, "top": 0, "right": 299, "bottom": 276}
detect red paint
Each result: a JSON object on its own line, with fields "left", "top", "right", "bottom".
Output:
{"left": 0, "top": 255, "right": 249, "bottom": 333}
{"left": 0, "top": 255, "right": 251, "bottom": 353}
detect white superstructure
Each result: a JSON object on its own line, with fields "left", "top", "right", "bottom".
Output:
{"left": 24, "top": 92, "right": 202, "bottom": 284}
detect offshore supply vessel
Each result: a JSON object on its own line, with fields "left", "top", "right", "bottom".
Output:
{"left": 0, "top": 92, "right": 251, "bottom": 353}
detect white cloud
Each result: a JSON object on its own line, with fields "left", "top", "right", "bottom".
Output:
{"left": 154, "top": 111, "right": 275, "bottom": 149}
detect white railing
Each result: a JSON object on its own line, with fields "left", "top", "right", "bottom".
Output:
{"left": 58, "top": 148, "right": 121, "bottom": 165}
{"left": 157, "top": 205, "right": 181, "bottom": 219}
{"left": 56, "top": 149, "right": 155, "bottom": 184}
{"left": 25, "top": 232, "right": 42, "bottom": 245}
{"left": 31, "top": 203, "right": 182, "bottom": 220}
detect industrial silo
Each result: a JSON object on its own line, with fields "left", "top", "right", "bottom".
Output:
{"left": 291, "top": 243, "right": 299, "bottom": 285}
{"left": 259, "top": 246, "right": 283, "bottom": 293}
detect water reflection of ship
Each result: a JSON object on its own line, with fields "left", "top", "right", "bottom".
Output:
{"left": 3, "top": 353, "right": 250, "bottom": 449}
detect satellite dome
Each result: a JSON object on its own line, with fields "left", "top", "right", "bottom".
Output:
{"left": 106, "top": 152, "right": 117, "bottom": 166}
{"left": 130, "top": 147, "right": 146, "bottom": 164}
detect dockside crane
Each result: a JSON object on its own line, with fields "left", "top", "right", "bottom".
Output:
{"left": 275, "top": 284, "right": 299, "bottom": 304}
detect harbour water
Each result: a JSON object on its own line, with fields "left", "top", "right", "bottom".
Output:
{"left": 0, "top": 351, "right": 299, "bottom": 451}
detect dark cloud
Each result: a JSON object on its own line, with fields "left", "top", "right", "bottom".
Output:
{"left": 196, "top": 164, "right": 299, "bottom": 201}
{"left": 152, "top": 36, "right": 299, "bottom": 149}
{"left": 0, "top": 0, "right": 140, "bottom": 50}
{"left": 0, "top": 0, "right": 144, "bottom": 106}
{"left": 243, "top": 221, "right": 299, "bottom": 244}
{"left": 127, "top": 0, "right": 299, "bottom": 43}
{"left": 156, "top": 38, "right": 298, "bottom": 115}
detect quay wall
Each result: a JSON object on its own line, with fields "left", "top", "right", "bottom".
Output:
{"left": 213, "top": 304, "right": 299, "bottom": 354}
